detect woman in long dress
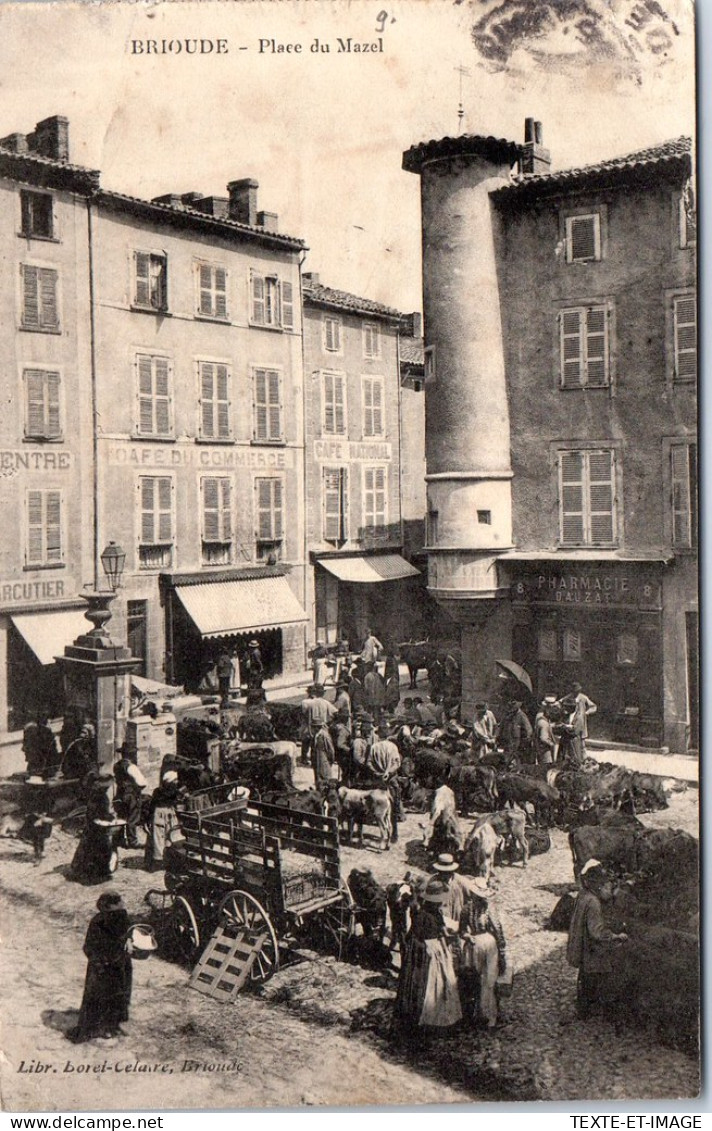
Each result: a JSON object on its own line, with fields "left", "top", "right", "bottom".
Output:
{"left": 393, "top": 881, "right": 462, "bottom": 1033}
{"left": 68, "top": 892, "right": 133, "bottom": 1043}
{"left": 69, "top": 773, "right": 120, "bottom": 885}
{"left": 458, "top": 877, "right": 508, "bottom": 1028}
{"left": 144, "top": 772, "right": 181, "bottom": 871}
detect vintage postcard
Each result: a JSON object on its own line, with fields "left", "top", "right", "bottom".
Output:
{"left": 0, "top": 0, "right": 699, "bottom": 1112}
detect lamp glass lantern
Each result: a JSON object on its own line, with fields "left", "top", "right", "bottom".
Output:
{"left": 100, "top": 541, "right": 126, "bottom": 592}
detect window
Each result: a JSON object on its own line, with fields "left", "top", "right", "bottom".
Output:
{"left": 671, "top": 442, "right": 698, "bottom": 549}
{"left": 126, "top": 600, "right": 148, "bottom": 677}
{"left": 323, "top": 468, "right": 349, "bottom": 544}
{"left": 250, "top": 271, "right": 294, "bottom": 330}
{"left": 559, "top": 449, "right": 616, "bottom": 546}
{"left": 255, "top": 478, "right": 283, "bottom": 560}
{"left": 427, "top": 509, "right": 439, "bottom": 543}
{"left": 201, "top": 477, "right": 232, "bottom": 565}
{"left": 364, "top": 466, "right": 387, "bottom": 529}
{"left": 617, "top": 633, "right": 639, "bottom": 666}
{"left": 137, "top": 354, "right": 172, "bottom": 437}
{"left": 323, "top": 316, "right": 342, "bottom": 353}
{"left": 363, "top": 322, "right": 380, "bottom": 359}
{"left": 559, "top": 306, "right": 609, "bottom": 388}
{"left": 198, "top": 362, "right": 230, "bottom": 440}
{"left": 477, "top": 510, "right": 492, "bottom": 525}
{"left": 21, "top": 265, "right": 59, "bottom": 331}
{"left": 565, "top": 214, "right": 601, "bottom": 263}
{"left": 538, "top": 629, "right": 558, "bottom": 662}
{"left": 323, "top": 372, "right": 346, "bottom": 436}
{"left": 253, "top": 368, "right": 282, "bottom": 442}
{"left": 26, "top": 489, "right": 62, "bottom": 567}
{"left": 20, "top": 191, "right": 53, "bottom": 239}
{"left": 362, "top": 376, "right": 384, "bottom": 437}
{"left": 197, "top": 263, "right": 228, "bottom": 320}
{"left": 563, "top": 628, "right": 582, "bottom": 662}
{"left": 673, "top": 294, "right": 696, "bottom": 381}
{"left": 679, "top": 180, "right": 696, "bottom": 249}
{"left": 133, "top": 252, "right": 167, "bottom": 312}
{"left": 138, "top": 476, "right": 173, "bottom": 569}
{"left": 24, "top": 368, "right": 61, "bottom": 440}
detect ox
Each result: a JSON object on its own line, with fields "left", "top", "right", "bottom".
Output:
{"left": 338, "top": 787, "right": 393, "bottom": 851}
{"left": 496, "top": 772, "right": 560, "bottom": 826}
{"left": 449, "top": 763, "right": 498, "bottom": 814}
{"left": 569, "top": 824, "right": 638, "bottom": 879}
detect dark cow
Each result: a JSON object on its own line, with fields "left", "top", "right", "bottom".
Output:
{"left": 223, "top": 747, "right": 294, "bottom": 795}
{"left": 398, "top": 641, "right": 433, "bottom": 690}
{"left": 629, "top": 772, "right": 668, "bottom": 812}
{"left": 496, "top": 772, "right": 560, "bottom": 826}
{"left": 348, "top": 867, "right": 388, "bottom": 942}
{"left": 386, "top": 877, "right": 415, "bottom": 955}
{"left": 412, "top": 747, "right": 459, "bottom": 789}
{"left": 449, "top": 763, "right": 498, "bottom": 814}
{"left": 569, "top": 824, "right": 638, "bottom": 878}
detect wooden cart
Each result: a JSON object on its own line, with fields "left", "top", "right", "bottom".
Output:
{"left": 147, "top": 782, "right": 354, "bottom": 996}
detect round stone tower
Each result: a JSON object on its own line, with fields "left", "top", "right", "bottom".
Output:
{"left": 403, "top": 133, "right": 520, "bottom": 606}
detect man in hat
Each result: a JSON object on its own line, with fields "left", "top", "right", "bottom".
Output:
{"left": 472, "top": 702, "right": 497, "bottom": 760}
{"left": 360, "top": 627, "right": 383, "bottom": 671}
{"left": 216, "top": 648, "right": 233, "bottom": 708}
{"left": 300, "top": 683, "right": 337, "bottom": 767}
{"left": 333, "top": 677, "right": 352, "bottom": 723}
{"left": 458, "top": 876, "right": 508, "bottom": 1028}
{"left": 350, "top": 716, "right": 373, "bottom": 784}
{"left": 567, "top": 859, "right": 627, "bottom": 1019}
{"left": 568, "top": 682, "right": 597, "bottom": 761}
{"left": 311, "top": 640, "right": 330, "bottom": 686}
{"left": 534, "top": 697, "right": 558, "bottom": 766}
{"left": 427, "top": 853, "right": 479, "bottom": 925}
{"left": 243, "top": 639, "right": 264, "bottom": 691}
{"left": 366, "top": 723, "right": 403, "bottom": 839}
{"left": 68, "top": 892, "right": 133, "bottom": 1044}
{"left": 312, "top": 718, "right": 336, "bottom": 791}
{"left": 330, "top": 706, "right": 352, "bottom": 782}
{"left": 497, "top": 699, "right": 533, "bottom": 765}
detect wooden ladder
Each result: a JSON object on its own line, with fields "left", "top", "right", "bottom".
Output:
{"left": 189, "top": 923, "right": 268, "bottom": 1002}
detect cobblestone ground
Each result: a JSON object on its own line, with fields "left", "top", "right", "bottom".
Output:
{"left": 0, "top": 779, "right": 700, "bottom": 1110}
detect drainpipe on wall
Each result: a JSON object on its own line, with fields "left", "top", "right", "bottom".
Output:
{"left": 86, "top": 199, "right": 100, "bottom": 590}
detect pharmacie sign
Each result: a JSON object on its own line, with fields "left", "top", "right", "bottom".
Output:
{"left": 510, "top": 563, "right": 662, "bottom": 611}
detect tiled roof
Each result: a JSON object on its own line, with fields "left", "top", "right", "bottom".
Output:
{"left": 97, "top": 190, "right": 306, "bottom": 250}
{"left": 0, "top": 146, "right": 100, "bottom": 191}
{"left": 493, "top": 136, "right": 692, "bottom": 200}
{"left": 400, "top": 336, "right": 424, "bottom": 366}
{"left": 303, "top": 281, "right": 407, "bottom": 323}
{"left": 403, "top": 134, "right": 521, "bottom": 175}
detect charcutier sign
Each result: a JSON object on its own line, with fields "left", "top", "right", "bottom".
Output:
{"left": 509, "top": 563, "right": 663, "bottom": 611}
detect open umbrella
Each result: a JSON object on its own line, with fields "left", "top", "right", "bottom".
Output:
{"left": 495, "top": 659, "right": 533, "bottom": 694}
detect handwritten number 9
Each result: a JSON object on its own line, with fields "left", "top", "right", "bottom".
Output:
{"left": 376, "top": 10, "right": 393, "bottom": 33}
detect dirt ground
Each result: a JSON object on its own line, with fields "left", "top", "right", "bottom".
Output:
{"left": 0, "top": 767, "right": 700, "bottom": 1111}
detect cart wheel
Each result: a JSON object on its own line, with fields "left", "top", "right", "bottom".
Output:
{"left": 317, "top": 887, "right": 356, "bottom": 960}
{"left": 166, "top": 894, "right": 201, "bottom": 965}
{"left": 217, "top": 890, "right": 279, "bottom": 985}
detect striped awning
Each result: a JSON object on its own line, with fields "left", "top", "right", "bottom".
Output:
{"left": 11, "top": 608, "right": 89, "bottom": 665}
{"left": 175, "top": 576, "right": 307, "bottom": 640}
{"left": 317, "top": 554, "right": 420, "bottom": 584}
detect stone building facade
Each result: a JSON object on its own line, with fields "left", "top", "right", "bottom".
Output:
{"left": 404, "top": 124, "right": 697, "bottom": 751}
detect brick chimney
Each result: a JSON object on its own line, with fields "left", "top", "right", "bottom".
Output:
{"left": 405, "top": 311, "right": 423, "bottom": 338}
{"left": 302, "top": 271, "right": 320, "bottom": 286}
{"left": 257, "top": 209, "right": 278, "bottom": 231}
{"left": 180, "top": 192, "right": 204, "bottom": 208}
{"left": 0, "top": 132, "right": 28, "bottom": 154}
{"left": 152, "top": 193, "right": 184, "bottom": 208}
{"left": 227, "top": 179, "right": 258, "bottom": 225}
{"left": 27, "top": 116, "right": 70, "bottom": 162}
{"left": 520, "top": 118, "right": 551, "bottom": 176}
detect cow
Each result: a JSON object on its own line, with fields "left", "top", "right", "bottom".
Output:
{"left": 490, "top": 804, "right": 529, "bottom": 868}
{"left": 347, "top": 868, "right": 389, "bottom": 943}
{"left": 586, "top": 765, "right": 634, "bottom": 811}
{"left": 462, "top": 818, "right": 501, "bottom": 883}
{"left": 398, "top": 640, "right": 433, "bottom": 690}
{"left": 569, "top": 824, "right": 638, "bottom": 879}
{"left": 449, "top": 763, "right": 498, "bottom": 814}
{"left": 337, "top": 787, "right": 393, "bottom": 851}
{"left": 629, "top": 772, "right": 668, "bottom": 812}
{"left": 422, "top": 785, "right": 457, "bottom": 841}
{"left": 412, "top": 747, "right": 458, "bottom": 789}
{"left": 496, "top": 772, "right": 560, "bottom": 826}
{"left": 386, "top": 876, "right": 415, "bottom": 955}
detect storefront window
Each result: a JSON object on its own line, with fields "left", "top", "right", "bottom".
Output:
{"left": 563, "top": 628, "right": 582, "bottom": 661}
{"left": 616, "top": 632, "right": 639, "bottom": 666}
{"left": 538, "top": 628, "right": 557, "bottom": 661}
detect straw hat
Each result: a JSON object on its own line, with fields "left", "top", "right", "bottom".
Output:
{"left": 470, "top": 876, "right": 494, "bottom": 901}
{"left": 432, "top": 853, "right": 459, "bottom": 873}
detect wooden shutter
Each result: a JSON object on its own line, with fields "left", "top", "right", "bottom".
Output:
{"left": 588, "top": 450, "right": 614, "bottom": 544}
{"left": 254, "top": 369, "right": 267, "bottom": 439}
{"left": 559, "top": 451, "right": 584, "bottom": 543}
{"left": 39, "top": 268, "right": 58, "bottom": 328}
{"left": 334, "top": 374, "right": 345, "bottom": 434}
{"left": 560, "top": 310, "right": 583, "bottom": 387}
{"left": 324, "top": 469, "right": 341, "bottom": 541}
{"left": 216, "top": 365, "right": 230, "bottom": 437}
{"left": 674, "top": 295, "right": 697, "bottom": 380}
{"left": 26, "top": 490, "right": 44, "bottom": 564}
{"left": 272, "top": 479, "right": 283, "bottom": 538}
{"left": 214, "top": 268, "right": 228, "bottom": 319}
{"left": 267, "top": 371, "right": 281, "bottom": 439}
{"left": 203, "top": 477, "right": 220, "bottom": 541}
{"left": 585, "top": 308, "right": 607, "bottom": 386}
{"left": 363, "top": 379, "right": 374, "bottom": 435}
{"left": 257, "top": 478, "right": 273, "bottom": 539}
{"left": 157, "top": 477, "right": 173, "bottom": 542}
{"left": 135, "top": 253, "right": 151, "bottom": 306}
{"left": 364, "top": 323, "right": 378, "bottom": 358}
{"left": 45, "top": 491, "right": 62, "bottom": 562}
{"left": 671, "top": 444, "right": 691, "bottom": 546}
{"left": 46, "top": 372, "right": 61, "bottom": 437}
{"left": 138, "top": 355, "right": 154, "bottom": 433}
{"left": 25, "top": 370, "right": 46, "bottom": 436}
{"left": 220, "top": 477, "right": 232, "bottom": 541}
{"left": 281, "top": 280, "right": 294, "bottom": 329}
{"left": 140, "top": 478, "right": 156, "bottom": 543}
{"left": 199, "top": 264, "right": 213, "bottom": 315}
{"left": 153, "top": 358, "right": 171, "bottom": 435}
{"left": 22, "top": 265, "right": 40, "bottom": 328}
{"left": 325, "top": 318, "right": 340, "bottom": 351}
{"left": 567, "top": 215, "right": 599, "bottom": 262}
{"left": 372, "top": 379, "right": 383, "bottom": 435}
{"left": 201, "top": 363, "right": 215, "bottom": 437}
{"left": 323, "top": 372, "right": 335, "bottom": 434}
{"left": 251, "top": 273, "right": 265, "bottom": 324}
{"left": 21, "top": 192, "right": 32, "bottom": 236}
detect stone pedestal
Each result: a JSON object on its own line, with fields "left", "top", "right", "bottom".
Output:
{"left": 57, "top": 591, "right": 139, "bottom": 770}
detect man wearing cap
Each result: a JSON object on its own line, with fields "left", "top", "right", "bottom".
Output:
{"left": 350, "top": 716, "right": 373, "bottom": 784}
{"left": 366, "top": 723, "right": 403, "bottom": 839}
{"left": 333, "top": 678, "right": 352, "bottom": 723}
{"left": 534, "top": 697, "right": 557, "bottom": 766}
{"left": 312, "top": 718, "right": 336, "bottom": 790}
{"left": 244, "top": 639, "right": 264, "bottom": 691}
{"left": 567, "top": 859, "right": 627, "bottom": 1019}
